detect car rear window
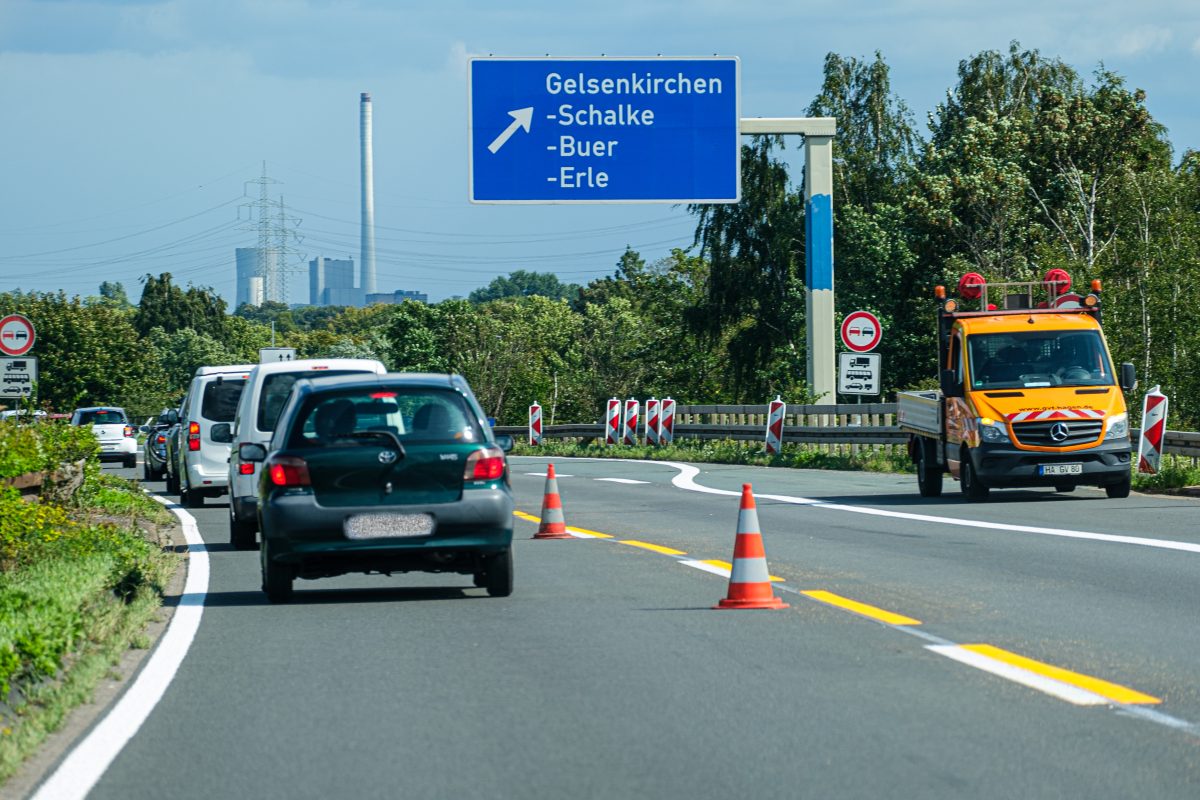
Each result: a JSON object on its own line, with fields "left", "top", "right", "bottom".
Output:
{"left": 256, "top": 370, "right": 367, "bottom": 432}
{"left": 77, "top": 409, "right": 127, "bottom": 425}
{"left": 201, "top": 378, "right": 246, "bottom": 422}
{"left": 289, "top": 389, "right": 480, "bottom": 448}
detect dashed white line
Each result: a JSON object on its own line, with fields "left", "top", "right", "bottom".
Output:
{"left": 595, "top": 478, "right": 649, "bottom": 485}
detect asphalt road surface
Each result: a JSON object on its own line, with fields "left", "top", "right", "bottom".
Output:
{"left": 39, "top": 457, "right": 1200, "bottom": 798}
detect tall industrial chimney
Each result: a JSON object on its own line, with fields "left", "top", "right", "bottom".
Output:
{"left": 360, "top": 91, "right": 377, "bottom": 298}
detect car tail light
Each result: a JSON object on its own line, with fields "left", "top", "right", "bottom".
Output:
{"left": 268, "top": 456, "right": 310, "bottom": 488}
{"left": 155, "top": 433, "right": 166, "bottom": 445}
{"left": 123, "top": 425, "right": 135, "bottom": 438}
{"left": 187, "top": 421, "right": 201, "bottom": 451}
{"left": 464, "top": 446, "right": 506, "bottom": 481}
{"left": 239, "top": 463, "right": 255, "bottom": 475}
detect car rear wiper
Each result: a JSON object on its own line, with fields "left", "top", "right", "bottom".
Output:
{"left": 339, "top": 430, "right": 406, "bottom": 457}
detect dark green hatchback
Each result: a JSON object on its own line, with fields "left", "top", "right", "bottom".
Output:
{"left": 242, "top": 373, "right": 515, "bottom": 603}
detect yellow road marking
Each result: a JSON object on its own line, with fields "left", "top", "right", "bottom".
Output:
{"left": 702, "top": 559, "right": 784, "bottom": 582}
{"left": 961, "top": 644, "right": 1161, "bottom": 705}
{"left": 620, "top": 540, "right": 687, "bottom": 556}
{"left": 512, "top": 510, "right": 613, "bottom": 538}
{"left": 802, "top": 590, "right": 922, "bottom": 626}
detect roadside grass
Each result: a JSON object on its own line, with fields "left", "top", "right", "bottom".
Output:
{"left": 512, "top": 438, "right": 1198, "bottom": 495}
{"left": 511, "top": 438, "right": 914, "bottom": 473}
{"left": 0, "top": 465, "right": 178, "bottom": 785}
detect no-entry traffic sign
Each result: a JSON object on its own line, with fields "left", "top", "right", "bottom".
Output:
{"left": 840, "top": 310, "right": 881, "bottom": 353}
{"left": 0, "top": 314, "right": 35, "bottom": 357}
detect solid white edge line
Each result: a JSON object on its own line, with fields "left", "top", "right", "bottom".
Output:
{"left": 32, "top": 496, "right": 208, "bottom": 800}
{"left": 926, "top": 645, "right": 1109, "bottom": 706}
{"left": 595, "top": 478, "right": 650, "bottom": 485}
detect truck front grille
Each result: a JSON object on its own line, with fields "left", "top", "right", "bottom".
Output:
{"left": 1012, "top": 420, "right": 1103, "bottom": 448}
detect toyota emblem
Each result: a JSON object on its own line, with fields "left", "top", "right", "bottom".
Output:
{"left": 1049, "top": 422, "right": 1070, "bottom": 442}
{"left": 378, "top": 450, "right": 398, "bottom": 464}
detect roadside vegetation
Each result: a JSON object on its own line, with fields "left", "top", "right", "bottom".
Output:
{"left": 0, "top": 421, "right": 177, "bottom": 784}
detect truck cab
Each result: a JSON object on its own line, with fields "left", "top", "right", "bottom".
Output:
{"left": 900, "top": 271, "right": 1136, "bottom": 501}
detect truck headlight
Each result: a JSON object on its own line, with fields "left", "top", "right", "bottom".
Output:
{"left": 977, "top": 417, "right": 1010, "bottom": 444}
{"left": 1104, "top": 412, "right": 1129, "bottom": 440}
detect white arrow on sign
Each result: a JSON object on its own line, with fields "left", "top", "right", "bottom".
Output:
{"left": 487, "top": 107, "right": 534, "bottom": 154}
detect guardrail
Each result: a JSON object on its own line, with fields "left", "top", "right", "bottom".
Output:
{"left": 497, "top": 403, "right": 1200, "bottom": 459}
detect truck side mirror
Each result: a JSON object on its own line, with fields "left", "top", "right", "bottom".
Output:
{"left": 210, "top": 423, "right": 233, "bottom": 444}
{"left": 239, "top": 443, "right": 268, "bottom": 463}
{"left": 940, "top": 369, "right": 963, "bottom": 398}
{"left": 1119, "top": 362, "right": 1137, "bottom": 392}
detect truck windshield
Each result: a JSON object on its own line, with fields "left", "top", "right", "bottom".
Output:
{"left": 968, "top": 330, "right": 1114, "bottom": 389}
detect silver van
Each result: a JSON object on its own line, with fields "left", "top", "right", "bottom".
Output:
{"left": 227, "top": 358, "right": 387, "bottom": 548}
{"left": 172, "top": 364, "right": 256, "bottom": 507}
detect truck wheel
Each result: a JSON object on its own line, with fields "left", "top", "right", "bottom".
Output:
{"left": 916, "top": 442, "right": 943, "bottom": 498}
{"left": 1105, "top": 474, "right": 1132, "bottom": 499}
{"left": 960, "top": 450, "right": 990, "bottom": 502}
{"left": 165, "top": 469, "right": 179, "bottom": 494}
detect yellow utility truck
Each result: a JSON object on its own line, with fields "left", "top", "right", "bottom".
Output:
{"left": 897, "top": 270, "right": 1137, "bottom": 501}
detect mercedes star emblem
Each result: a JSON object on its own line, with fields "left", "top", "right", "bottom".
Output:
{"left": 1049, "top": 422, "right": 1070, "bottom": 442}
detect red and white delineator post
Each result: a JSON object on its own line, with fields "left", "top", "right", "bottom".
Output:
{"left": 659, "top": 397, "right": 676, "bottom": 445}
{"left": 765, "top": 395, "right": 785, "bottom": 455}
{"left": 623, "top": 398, "right": 639, "bottom": 445}
{"left": 1137, "top": 385, "right": 1168, "bottom": 474}
{"left": 605, "top": 397, "right": 621, "bottom": 446}
{"left": 528, "top": 401, "right": 542, "bottom": 446}
{"left": 644, "top": 397, "right": 660, "bottom": 446}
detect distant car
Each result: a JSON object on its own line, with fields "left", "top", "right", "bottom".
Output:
{"left": 141, "top": 409, "right": 174, "bottom": 481}
{"left": 227, "top": 358, "right": 387, "bottom": 549}
{"left": 71, "top": 406, "right": 137, "bottom": 468}
{"left": 0, "top": 409, "right": 47, "bottom": 422}
{"left": 239, "top": 372, "right": 515, "bottom": 603}
{"left": 170, "top": 364, "right": 256, "bottom": 508}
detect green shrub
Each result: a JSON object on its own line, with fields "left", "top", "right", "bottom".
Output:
{"left": 1132, "top": 456, "right": 1200, "bottom": 491}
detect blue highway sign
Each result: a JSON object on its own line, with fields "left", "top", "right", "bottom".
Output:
{"left": 469, "top": 57, "right": 740, "bottom": 203}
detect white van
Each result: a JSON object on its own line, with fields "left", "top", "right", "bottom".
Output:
{"left": 173, "top": 364, "right": 257, "bottom": 507}
{"left": 227, "top": 358, "right": 386, "bottom": 548}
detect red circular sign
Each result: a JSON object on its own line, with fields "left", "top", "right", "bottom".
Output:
{"left": 840, "top": 310, "right": 882, "bottom": 353}
{"left": 0, "top": 314, "right": 35, "bottom": 356}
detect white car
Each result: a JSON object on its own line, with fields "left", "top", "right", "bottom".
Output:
{"left": 227, "top": 358, "right": 387, "bottom": 549}
{"left": 71, "top": 406, "right": 138, "bottom": 468}
{"left": 172, "top": 364, "right": 257, "bottom": 508}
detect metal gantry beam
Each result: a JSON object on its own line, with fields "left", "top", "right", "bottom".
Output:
{"left": 739, "top": 117, "right": 837, "bottom": 403}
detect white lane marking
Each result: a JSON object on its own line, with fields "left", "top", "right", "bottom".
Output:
{"left": 926, "top": 645, "right": 1109, "bottom": 706}
{"left": 595, "top": 478, "right": 649, "bottom": 485}
{"left": 525, "top": 472, "right": 573, "bottom": 478}
{"left": 33, "top": 496, "right": 208, "bottom": 800}
{"left": 680, "top": 559, "right": 732, "bottom": 578}
{"left": 652, "top": 460, "right": 1200, "bottom": 556}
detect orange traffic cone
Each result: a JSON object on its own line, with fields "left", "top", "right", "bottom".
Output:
{"left": 533, "top": 464, "right": 573, "bottom": 539}
{"left": 715, "top": 484, "right": 788, "bottom": 609}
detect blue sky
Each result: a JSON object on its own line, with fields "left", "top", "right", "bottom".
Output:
{"left": 2, "top": 0, "right": 1198, "bottom": 306}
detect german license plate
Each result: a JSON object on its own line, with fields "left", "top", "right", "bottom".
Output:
{"left": 344, "top": 513, "right": 434, "bottom": 539}
{"left": 1039, "top": 463, "right": 1082, "bottom": 476}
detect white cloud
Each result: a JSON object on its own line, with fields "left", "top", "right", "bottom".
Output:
{"left": 1116, "top": 25, "right": 1173, "bottom": 56}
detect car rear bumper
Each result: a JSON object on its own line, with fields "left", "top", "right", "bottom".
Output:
{"left": 969, "top": 439, "right": 1132, "bottom": 487}
{"left": 98, "top": 438, "right": 138, "bottom": 460}
{"left": 186, "top": 461, "right": 229, "bottom": 493}
{"left": 261, "top": 488, "right": 515, "bottom": 576}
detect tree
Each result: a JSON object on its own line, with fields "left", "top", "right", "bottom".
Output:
{"left": 468, "top": 270, "right": 580, "bottom": 304}
{"left": 689, "top": 136, "right": 807, "bottom": 399}
{"left": 133, "top": 273, "right": 228, "bottom": 340}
